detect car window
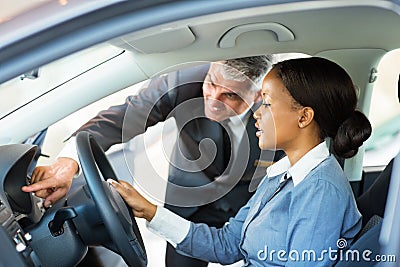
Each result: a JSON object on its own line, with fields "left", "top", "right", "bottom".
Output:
{"left": 36, "top": 80, "right": 145, "bottom": 166}
{"left": 363, "top": 48, "right": 400, "bottom": 167}
{"left": 0, "top": 44, "right": 123, "bottom": 120}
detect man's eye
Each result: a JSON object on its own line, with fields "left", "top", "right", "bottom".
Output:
{"left": 225, "top": 93, "right": 238, "bottom": 99}
{"left": 262, "top": 102, "right": 271, "bottom": 107}
{"left": 206, "top": 80, "right": 214, "bottom": 87}
{"left": 205, "top": 77, "right": 215, "bottom": 87}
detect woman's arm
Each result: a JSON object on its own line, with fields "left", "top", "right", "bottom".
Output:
{"left": 111, "top": 179, "right": 254, "bottom": 265}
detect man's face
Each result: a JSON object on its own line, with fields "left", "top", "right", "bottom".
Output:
{"left": 202, "top": 63, "right": 260, "bottom": 122}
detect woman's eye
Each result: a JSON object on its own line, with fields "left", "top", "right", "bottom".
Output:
{"left": 262, "top": 102, "right": 271, "bottom": 107}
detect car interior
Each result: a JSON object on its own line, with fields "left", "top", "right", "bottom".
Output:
{"left": 1, "top": 1, "right": 400, "bottom": 266}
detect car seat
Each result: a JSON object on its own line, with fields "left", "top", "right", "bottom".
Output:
{"left": 335, "top": 150, "right": 399, "bottom": 266}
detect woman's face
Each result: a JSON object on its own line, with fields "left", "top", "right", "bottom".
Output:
{"left": 254, "top": 69, "right": 301, "bottom": 151}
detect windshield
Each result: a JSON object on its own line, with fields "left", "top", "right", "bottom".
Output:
{"left": 0, "top": 44, "right": 124, "bottom": 119}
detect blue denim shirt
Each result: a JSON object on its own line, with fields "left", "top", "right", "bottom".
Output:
{"left": 176, "top": 155, "right": 362, "bottom": 266}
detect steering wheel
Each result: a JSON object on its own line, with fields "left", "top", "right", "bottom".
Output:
{"left": 76, "top": 131, "right": 147, "bottom": 266}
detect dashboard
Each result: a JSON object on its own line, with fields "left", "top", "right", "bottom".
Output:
{"left": 0, "top": 144, "right": 43, "bottom": 266}
{"left": 0, "top": 142, "right": 139, "bottom": 267}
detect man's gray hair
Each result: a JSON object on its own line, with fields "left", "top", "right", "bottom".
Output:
{"left": 221, "top": 55, "right": 273, "bottom": 89}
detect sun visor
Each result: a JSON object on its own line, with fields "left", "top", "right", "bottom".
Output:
{"left": 114, "top": 26, "right": 195, "bottom": 54}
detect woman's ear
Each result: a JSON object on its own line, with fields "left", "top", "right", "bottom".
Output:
{"left": 298, "top": 107, "right": 314, "bottom": 128}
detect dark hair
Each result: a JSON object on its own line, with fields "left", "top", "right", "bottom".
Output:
{"left": 223, "top": 55, "right": 273, "bottom": 86}
{"left": 273, "top": 57, "right": 372, "bottom": 158}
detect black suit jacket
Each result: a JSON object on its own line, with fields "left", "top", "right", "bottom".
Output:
{"left": 75, "top": 64, "right": 282, "bottom": 219}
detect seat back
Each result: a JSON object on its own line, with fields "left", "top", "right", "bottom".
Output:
{"left": 335, "top": 150, "right": 399, "bottom": 266}
{"left": 378, "top": 151, "right": 400, "bottom": 266}
{"left": 356, "top": 159, "right": 394, "bottom": 227}
{"left": 335, "top": 216, "right": 383, "bottom": 266}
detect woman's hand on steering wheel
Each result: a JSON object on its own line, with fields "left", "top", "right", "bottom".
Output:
{"left": 108, "top": 179, "right": 157, "bottom": 222}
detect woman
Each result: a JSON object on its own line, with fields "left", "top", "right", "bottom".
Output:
{"left": 110, "top": 57, "right": 371, "bottom": 266}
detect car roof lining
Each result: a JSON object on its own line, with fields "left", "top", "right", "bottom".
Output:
{"left": 111, "top": 4, "right": 400, "bottom": 74}
{"left": 2, "top": 1, "right": 400, "bottom": 83}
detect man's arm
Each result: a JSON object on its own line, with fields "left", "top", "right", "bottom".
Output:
{"left": 22, "top": 73, "right": 176, "bottom": 206}
{"left": 72, "top": 74, "right": 175, "bottom": 150}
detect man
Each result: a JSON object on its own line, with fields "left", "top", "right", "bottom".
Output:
{"left": 23, "top": 56, "right": 283, "bottom": 267}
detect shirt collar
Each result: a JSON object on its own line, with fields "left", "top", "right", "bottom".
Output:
{"left": 266, "top": 141, "right": 330, "bottom": 187}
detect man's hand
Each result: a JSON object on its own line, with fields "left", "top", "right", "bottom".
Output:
{"left": 108, "top": 179, "right": 157, "bottom": 222}
{"left": 22, "top": 157, "right": 79, "bottom": 208}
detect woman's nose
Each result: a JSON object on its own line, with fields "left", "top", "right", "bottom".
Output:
{"left": 254, "top": 108, "right": 261, "bottom": 119}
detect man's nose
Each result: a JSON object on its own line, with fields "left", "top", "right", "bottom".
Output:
{"left": 209, "top": 98, "right": 224, "bottom": 108}
{"left": 209, "top": 90, "right": 223, "bottom": 101}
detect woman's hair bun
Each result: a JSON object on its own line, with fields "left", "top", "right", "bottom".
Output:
{"left": 333, "top": 110, "right": 372, "bottom": 158}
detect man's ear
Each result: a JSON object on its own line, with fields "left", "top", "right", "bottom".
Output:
{"left": 298, "top": 107, "right": 314, "bottom": 128}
